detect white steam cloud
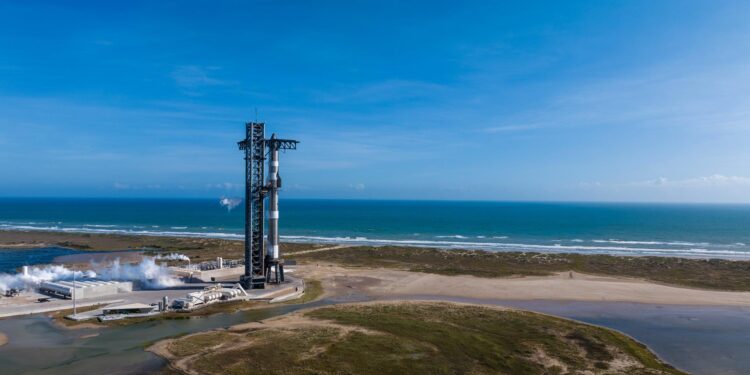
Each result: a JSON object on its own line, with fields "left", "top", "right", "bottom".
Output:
{"left": 0, "top": 256, "right": 182, "bottom": 292}
{"left": 219, "top": 197, "right": 242, "bottom": 211}
{"left": 96, "top": 258, "right": 182, "bottom": 289}
{"left": 0, "top": 265, "right": 95, "bottom": 292}
{"left": 154, "top": 253, "right": 190, "bottom": 261}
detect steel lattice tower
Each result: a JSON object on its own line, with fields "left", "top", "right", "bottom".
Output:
{"left": 238, "top": 122, "right": 298, "bottom": 289}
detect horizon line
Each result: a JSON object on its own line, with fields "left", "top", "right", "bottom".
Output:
{"left": 1, "top": 196, "right": 750, "bottom": 206}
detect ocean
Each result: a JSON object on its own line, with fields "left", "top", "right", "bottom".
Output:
{"left": 1, "top": 198, "right": 750, "bottom": 259}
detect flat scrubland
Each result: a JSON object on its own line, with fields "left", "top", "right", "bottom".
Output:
{"left": 154, "top": 302, "right": 685, "bottom": 375}
{"left": 5, "top": 230, "right": 750, "bottom": 291}
{"left": 287, "top": 245, "right": 750, "bottom": 291}
{"left": 0, "top": 230, "right": 322, "bottom": 260}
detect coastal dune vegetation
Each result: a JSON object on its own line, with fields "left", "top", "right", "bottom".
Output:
{"left": 3, "top": 231, "right": 750, "bottom": 291}
{"left": 286, "top": 245, "right": 750, "bottom": 291}
{"left": 153, "top": 302, "right": 685, "bottom": 375}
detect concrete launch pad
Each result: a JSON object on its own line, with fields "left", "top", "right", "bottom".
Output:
{"left": 0, "top": 275, "right": 304, "bottom": 319}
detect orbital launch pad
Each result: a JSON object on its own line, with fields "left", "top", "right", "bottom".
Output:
{"left": 238, "top": 122, "right": 298, "bottom": 289}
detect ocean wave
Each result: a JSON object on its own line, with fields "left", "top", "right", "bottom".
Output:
{"left": 2, "top": 223, "right": 749, "bottom": 259}
{"left": 0, "top": 223, "right": 244, "bottom": 240}
{"left": 436, "top": 235, "right": 468, "bottom": 239}
{"left": 279, "top": 235, "right": 750, "bottom": 258}
{"left": 592, "top": 239, "right": 710, "bottom": 246}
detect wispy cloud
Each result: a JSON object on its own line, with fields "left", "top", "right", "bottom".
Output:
{"left": 348, "top": 183, "right": 366, "bottom": 191}
{"left": 170, "top": 65, "right": 230, "bottom": 89}
{"left": 628, "top": 175, "right": 750, "bottom": 188}
{"left": 483, "top": 124, "right": 540, "bottom": 133}
{"left": 206, "top": 182, "right": 242, "bottom": 190}
{"left": 575, "top": 175, "right": 750, "bottom": 203}
{"left": 313, "top": 79, "right": 445, "bottom": 104}
{"left": 502, "top": 60, "right": 750, "bottom": 133}
{"left": 113, "top": 182, "right": 162, "bottom": 190}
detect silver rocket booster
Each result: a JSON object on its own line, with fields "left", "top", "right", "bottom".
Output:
{"left": 267, "top": 134, "right": 280, "bottom": 260}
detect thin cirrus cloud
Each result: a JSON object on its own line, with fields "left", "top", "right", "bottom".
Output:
{"left": 312, "top": 79, "right": 446, "bottom": 104}
{"left": 206, "top": 182, "right": 242, "bottom": 190}
{"left": 170, "top": 66, "right": 232, "bottom": 89}
{"left": 113, "top": 183, "right": 162, "bottom": 190}
{"left": 580, "top": 175, "right": 750, "bottom": 193}
{"left": 575, "top": 175, "right": 750, "bottom": 203}
{"left": 483, "top": 124, "right": 541, "bottom": 133}
{"left": 628, "top": 175, "right": 750, "bottom": 188}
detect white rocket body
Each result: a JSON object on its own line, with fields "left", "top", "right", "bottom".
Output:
{"left": 268, "top": 139, "right": 280, "bottom": 260}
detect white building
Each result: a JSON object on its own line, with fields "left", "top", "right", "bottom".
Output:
{"left": 39, "top": 279, "right": 133, "bottom": 299}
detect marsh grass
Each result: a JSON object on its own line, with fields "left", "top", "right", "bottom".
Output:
{"left": 163, "top": 302, "right": 685, "bottom": 375}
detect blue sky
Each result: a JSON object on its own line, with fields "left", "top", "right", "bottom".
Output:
{"left": 1, "top": 1, "right": 749, "bottom": 202}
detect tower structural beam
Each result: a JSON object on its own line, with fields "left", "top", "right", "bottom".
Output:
{"left": 238, "top": 122, "right": 298, "bottom": 289}
{"left": 238, "top": 122, "right": 267, "bottom": 289}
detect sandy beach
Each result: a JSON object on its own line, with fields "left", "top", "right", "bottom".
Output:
{"left": 296, "top": 263, "right": 750, "bottom": 306}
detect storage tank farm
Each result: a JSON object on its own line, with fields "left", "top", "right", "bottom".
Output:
{"left": 238, "top": 122, "right": 298, "bottom": 289}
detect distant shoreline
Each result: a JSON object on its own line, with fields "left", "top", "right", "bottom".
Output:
{"left": 2, "top": 227, "right": 750, "bottom": 261}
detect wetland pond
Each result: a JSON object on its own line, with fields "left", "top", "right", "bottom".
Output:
{"left": 0, "top": 292, "right": 369, "bottom": 375}
{"left": 1, "top": 288, "right": 748, "bottom": 374}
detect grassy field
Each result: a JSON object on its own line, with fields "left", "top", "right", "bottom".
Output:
{"left": 0, "top": 230, "right": 323, "bottom": 260}
{"left": 287, "top": 245, "right": 750, "bottom": 291}
{"left": 158, "top": 302, "right": 685, "bottom": 375}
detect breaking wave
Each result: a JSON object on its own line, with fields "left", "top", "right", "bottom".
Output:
{"left": 592, "top": 239, "right": 711, "bottom": 246}
{"left": 2, "top": 223, "right": 749, "bottom": 260}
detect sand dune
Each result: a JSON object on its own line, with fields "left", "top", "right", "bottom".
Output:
{"left": 296, "top": 264, "right": 750, "bottom": 306}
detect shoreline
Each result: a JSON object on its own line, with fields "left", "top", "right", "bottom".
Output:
{"left": 4, "top": 229, "right": 750, "bottom": 295}
{"left": 3, "top": 227, "right": 750, "bottom": 260}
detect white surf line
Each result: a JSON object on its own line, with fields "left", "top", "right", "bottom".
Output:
{"left": 289, "top": 244, "right": 353, "bottom": 255}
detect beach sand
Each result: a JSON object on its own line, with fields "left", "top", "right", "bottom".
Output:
{"left": 295, "top": 263, "right": 750, "bottom": 306}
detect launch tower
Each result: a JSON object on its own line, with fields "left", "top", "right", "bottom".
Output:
{"left": 238, "top": 122, "right": 298, "bottom": 289}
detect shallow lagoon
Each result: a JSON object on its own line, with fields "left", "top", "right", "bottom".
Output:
{"left": 387, "top": 296, "right": 750, "bottom": 375}
{"left": 1, "top": 295, "right": 749, "bottom": 375}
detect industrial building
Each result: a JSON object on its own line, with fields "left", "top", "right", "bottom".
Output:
{"left": 39, "top": 279, "right": 133, "bottom": 299}
{"left": 170, "top": 256, "right": 246, "bottom": 282}
{"left": 171, "top": 283, "right": 247, "bottom": 310}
